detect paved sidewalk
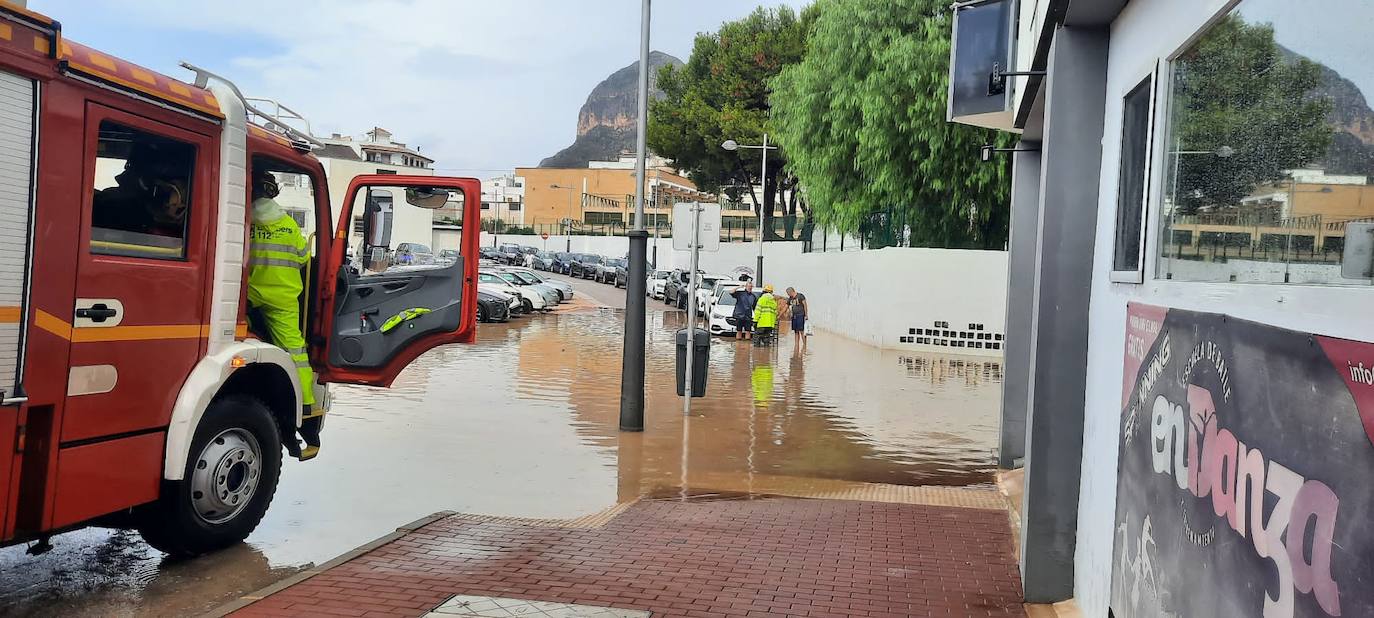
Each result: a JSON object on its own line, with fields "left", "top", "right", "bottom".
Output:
{"left": 230, "top": 497, "right": 1024, "bottom": 618}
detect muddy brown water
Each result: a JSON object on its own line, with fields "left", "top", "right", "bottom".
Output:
{"left": 0, "top": 289, "right": 1001, "bottom": 616}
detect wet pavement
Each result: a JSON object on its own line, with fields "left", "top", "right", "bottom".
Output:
{"left": 0, "top": 273, "right": 1002, "bottom": 616}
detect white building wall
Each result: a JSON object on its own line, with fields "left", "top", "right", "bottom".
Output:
{"left": 1075, "top": 0, "right": 1374, "bottom": 614}
{"left": 319, "top": 154, "right": 436, "bottom": 252}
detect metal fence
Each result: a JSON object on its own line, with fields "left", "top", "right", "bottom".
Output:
{"left": 479, "top": 215, "right": 812, "bottom": 243}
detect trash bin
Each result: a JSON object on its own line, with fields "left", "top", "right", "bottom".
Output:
{"left": 675, "top": 328, "right": 710, "bottom": 397}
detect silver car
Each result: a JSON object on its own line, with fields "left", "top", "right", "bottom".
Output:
{"left": 504, "top": 266, "right": 574, "bottom": 301}
{"left": 492, "top": 270, "right": 561, "bottom": 307}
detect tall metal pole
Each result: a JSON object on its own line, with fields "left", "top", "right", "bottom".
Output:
{"left": 619, "top": 0, "right": 652, "bottom": 432}
{"left": 756, "top": 133, "right": 768, "bottom": 284}
{"left": 566, "top": 188, "right": 573, "bottom": 252}
{"left": 683, "top": 203, "right": 701, "bottom": 416}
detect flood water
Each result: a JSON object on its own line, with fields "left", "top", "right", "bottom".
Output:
{"left": 0, "top": 281, "right": 1001, "bottom": 616}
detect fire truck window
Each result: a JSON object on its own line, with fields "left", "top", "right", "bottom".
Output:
{"left": 90, "top": 121, "right": 196, "bottom": 259}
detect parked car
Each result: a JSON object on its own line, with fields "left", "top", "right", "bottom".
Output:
{"left": 612, "top": 260, "right": 648, "bottom": 289}
{"left": 708, "top": 289, "right": 762, "bottom": 336}
{"left": 646, "top": 270, "right": 670, "bottom": 299}
{"left": 437, "top": 249, "right": 460, "bottom": 264}
{"left": 477, "top": 290, "right": 511, "bottom": 323}
{"left": 497, "top": 271, "right": 560, "bottom": 307}
{"left": 496, "top": 243, "right": 524, "bottom": 265}
{"left": 571, "top": 254, "right": 605, "bottom": 279}
{"left": 532, "top": 250, "right": 557, "bottom": 270}
{"left": 595, "top": 258, "right": 624, "bottom": 284}
{"left": 551, "top": 252, "right": 578, "bottom": 274}
{"left": 479, "top": 247, "right": 503, "bottom": 262}
{"left": 701, "top": 278, "right": 744, "bottom": 314}
{"left": 675, "top": 273, "right": 725, "bottom": 310}
{"left": 662, "top": 269, "right": 689, "bottom": 305}
{"left": 504, "top": 266, "right": 573, "bottom": 301}
{"left": 479, "top": 283, "right": 523, "bottom": 316}
{"left": 479, "top": 271, "right": 548, "bottom": 312}
{"left": 394, "top": 242, "right": 435, "bottom": 266}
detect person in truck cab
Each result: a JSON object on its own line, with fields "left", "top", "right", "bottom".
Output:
{"left": 93, "top": 143, "right": 190, "bottom": 237}
{"left": 247, "top": 169, "right": 315, "bottom": 413}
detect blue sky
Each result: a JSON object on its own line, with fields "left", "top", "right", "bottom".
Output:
{"left": 33, "top": 1, "right": 804, "bottom": 175}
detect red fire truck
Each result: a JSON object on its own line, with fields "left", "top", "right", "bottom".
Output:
{"left": 0, "top": 3, "right": 479, "bottom": 555}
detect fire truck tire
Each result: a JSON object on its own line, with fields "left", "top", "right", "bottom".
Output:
{"left": 137, "top": 394, "right": 282, "bottom": 557}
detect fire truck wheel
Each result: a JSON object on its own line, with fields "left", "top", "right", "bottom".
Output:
{"left": 137, "top": 395, "right": 282, "bottom": 557}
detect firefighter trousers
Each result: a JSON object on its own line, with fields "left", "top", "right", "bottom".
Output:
{"left": 258, "top": 305, "right": 315, "bottom": 406}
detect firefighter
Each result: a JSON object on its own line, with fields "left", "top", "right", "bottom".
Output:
{"left": 753, "top": 284, "right": 780, "bottom": 346}
{"left": 247, "top": 170, "right": 315, "bottom": 412}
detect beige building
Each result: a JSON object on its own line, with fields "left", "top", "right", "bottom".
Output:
{"left": 517, "top": 155, "right": 750, "bottom": 233}
{"left": 1166, "top": 169, "right": 1374, "bottom": 256}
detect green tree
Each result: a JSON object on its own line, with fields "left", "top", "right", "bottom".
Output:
{"left": 1171, "top": 16, "right": 1332, "bottom": 213}
{"left": 647, "top": 6, "right": 814, "bottom": 237}
{"left": 769, "top": 0, "right": 1011, "bottom": 249}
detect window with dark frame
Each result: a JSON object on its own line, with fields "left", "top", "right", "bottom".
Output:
{"left": 1113, "top": 76, "right": 1154, "bottom": 275}
{"left": 89, "top": 120, "right": 197, "bottom": 260}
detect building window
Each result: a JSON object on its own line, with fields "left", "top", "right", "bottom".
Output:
{"left": 1114, "top": 77, "right": 1156, "bottom": 282}
{"left": 1157, "top": 0, "right": 1373, "bottom": 285}
{"left": 376, "top": 169, "right": 397, "bottom": 175}
{"left": 89, "top": 120, "right": 196, "bottom": 259}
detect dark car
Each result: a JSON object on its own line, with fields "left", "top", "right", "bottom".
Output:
{"left": 551, "top": 252, "right": 577, "bottom": 274}
{"left": 533, "top": 250, "right": 557, "bottom": 270}
{"left": 497, "top": 243, "right": 524, "bottom": 265}
{"left": 476, "top": 290, "right": 510, "bottom": 323}
{"left": 612, "top": 260, "right": 648, "bottom": 288}
{"left": 479, "top": 247, "right": 502, "bottom": 262}
{"left": 662, "top": 269, "right": 690, "bottom": 306}
{"left": 571, "top": 254, "right": 605, "bottom": 279}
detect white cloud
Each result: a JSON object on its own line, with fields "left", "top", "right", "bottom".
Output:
{"left": 37, "top": 0, "right": 806, "bottom": 175}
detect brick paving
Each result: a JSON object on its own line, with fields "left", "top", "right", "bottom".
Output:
{"left": 231, "top": 497, "right": 1024, "bottom": 618}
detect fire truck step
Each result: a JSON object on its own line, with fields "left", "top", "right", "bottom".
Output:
{"left": 299, "top": 445, "right": 319, "bottom": 461}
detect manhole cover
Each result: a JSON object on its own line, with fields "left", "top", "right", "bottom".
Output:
{"left": 427, "top": 595, "right": 651, "bottom": 617}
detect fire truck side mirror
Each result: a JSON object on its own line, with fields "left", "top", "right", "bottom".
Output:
{"left": 404, "top": 187, "right": 453, "bottom": 209}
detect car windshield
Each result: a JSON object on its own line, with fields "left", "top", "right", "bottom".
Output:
{"left": 478, "top": 273, "right": 506, "bottom": 284}
{"left": 717, "top": 294, "right": 737, "bottom": 307}
{"left": 511, "top": 272, "right": 539, "bottom": 284}
{"left": 610, "top": 259, "right": 627, "bottom": 267}
{"left": 653, "top": 271, "right": 669, "bottom": 279}
{"left": 701, "top": 277, "right": 721, "bottom": 288}
{"left": 497, "top": 272, "right": 522, "bottom": 284}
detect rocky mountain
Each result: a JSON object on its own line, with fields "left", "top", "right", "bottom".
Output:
{"left": 540, "top": 51, "right": 682, "bottom": 168}
{"left": 1282, "top": 46, "right": 1374, "bottom": 175}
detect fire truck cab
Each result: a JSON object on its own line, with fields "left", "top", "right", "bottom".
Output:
{"left": 0, "top": 3, "right": 479, "bottom": 555}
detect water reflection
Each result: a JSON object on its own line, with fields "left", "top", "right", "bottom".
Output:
{"left": 0, "top": 306, "right": 1000, "bottom": 615}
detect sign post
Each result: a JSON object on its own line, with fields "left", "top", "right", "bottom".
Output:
{"left": 674, "top": 202, "right": 720, "bottom": 415}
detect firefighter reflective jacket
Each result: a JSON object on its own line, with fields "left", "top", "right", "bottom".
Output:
{"left": 754, "top": 293, "right": 779, "bottom": 329}
{"left": 248, "top": 198, "right": 308, "bottom": 309}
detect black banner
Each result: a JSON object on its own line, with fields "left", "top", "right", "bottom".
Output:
{"left": 1112, "top": 304, "right": 1374, "bottom": 618}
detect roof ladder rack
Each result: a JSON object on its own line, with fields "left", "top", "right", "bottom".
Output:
{"left": 179, "top": 62, "right": 324, "bottom": 148}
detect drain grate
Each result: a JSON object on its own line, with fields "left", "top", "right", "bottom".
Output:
{"left": 426, "top": 595, "right": 650, "bottom": 617}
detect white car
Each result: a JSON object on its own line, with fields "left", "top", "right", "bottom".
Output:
{"left": 707, "top": 289, "right": 761, "bottom": 336}
{"left": 479, "top": 271, "right": 548, "bottom": 312}
{"left": 696, "top": 276, "right": 739, "bottom": 313}
{"left": 647, "top": 270, "right": 669, "bottom": 299}
{"left": 504, "top": 266, "right": 574, "bottom": 301}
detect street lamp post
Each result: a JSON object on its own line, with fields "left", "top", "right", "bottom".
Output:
{"left": 551, "top": 184, "right": 576, "bottom": 251}
{"left": 619, "top": 0, "right": 652, "bottom": 433}
{"left": 722, "top": 135, "right": 777, "bottom": 284}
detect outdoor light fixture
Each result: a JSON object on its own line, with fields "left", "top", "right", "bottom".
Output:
{"left": 979, "top": 144, "right": 1040, "bottom": 162}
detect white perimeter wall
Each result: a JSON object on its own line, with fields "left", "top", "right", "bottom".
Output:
{"left": 769, "top": 248, "right": 1007, "bottom": 358}
{"left": 1075, "top": 0, "right": 1374, "bottom": 613}
{"left": 474, "top": 233, "right": 1008, "bottom": 357}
